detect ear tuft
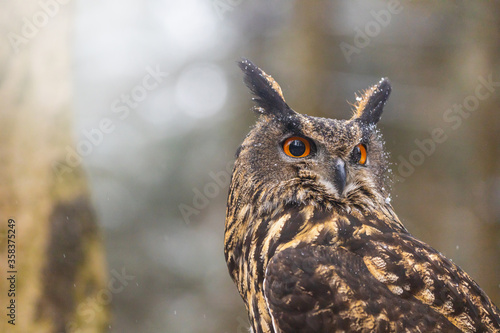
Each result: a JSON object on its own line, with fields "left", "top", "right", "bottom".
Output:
{"left": 238, "top": 59, "right": 294, "bottom": 117}
{"left": 352, "top": 78, "right": 391, "bottom": 126}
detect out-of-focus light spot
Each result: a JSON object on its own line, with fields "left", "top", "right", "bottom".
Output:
{"left": 141, "top": 88, "right": 177, "bottom": 124}
{"left": 162, "top": 0, "right": 217, "bottom": 55}
{"left": 175, "top": 64, "right": 227, "bottom": 119}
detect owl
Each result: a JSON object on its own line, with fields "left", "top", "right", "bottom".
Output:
{"left": 224, "top": 59, "right": 500, "bottom": 333}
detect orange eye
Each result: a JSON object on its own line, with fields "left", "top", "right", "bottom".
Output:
{"left": 352, "top": 144, "right": 367, "bottom": 165}
{"left": 283, "top": 137, "right": 311, "bottom": 158}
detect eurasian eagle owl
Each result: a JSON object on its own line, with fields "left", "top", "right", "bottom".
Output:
{"left": 224, "top": 59, "right": 500, "bottom": 333}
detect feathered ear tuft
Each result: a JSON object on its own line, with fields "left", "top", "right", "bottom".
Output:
{"left": 238, "top": 59, "right": 294, "bottom": 117}
{"left": 352, "top": 78, "right": 391, "bottom": 126}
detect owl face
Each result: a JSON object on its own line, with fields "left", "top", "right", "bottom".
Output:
{"left": 235, "top": 60, "right": 391, "bottom": 212}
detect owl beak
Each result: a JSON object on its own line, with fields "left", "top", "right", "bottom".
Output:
{"left": 332, "top": 159, "right": 347, "bottom": 196}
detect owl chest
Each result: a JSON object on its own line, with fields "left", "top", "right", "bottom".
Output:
{"left": 240, "top": 212, "right": 342, "bottom": 290}
{"left": 240, "top": 209, "right": 394, "bottom": 290}
{"left": 237, "top": 209, "right": 396, "bottom": 333}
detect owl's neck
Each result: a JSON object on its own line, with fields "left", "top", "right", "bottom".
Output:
{"left": 225, "top": 189, "right": 406, "bottom": 333}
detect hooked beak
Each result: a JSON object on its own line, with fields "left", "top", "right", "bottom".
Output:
{"left": 332, "top": 159, "right": 346, "bottom": 196}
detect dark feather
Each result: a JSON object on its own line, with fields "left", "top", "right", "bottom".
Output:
{"left": 355, "top": 78, "right": 392, "bottom": 126}
{"left": 265, "top": 245, "right": 461, "bottom": 332}
{"left": 238, "top": 59, "right": 294, "bottom": 117}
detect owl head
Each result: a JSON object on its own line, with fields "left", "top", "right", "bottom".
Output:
{"left": 233, "top": 59, "right": 392, "bottom": 215}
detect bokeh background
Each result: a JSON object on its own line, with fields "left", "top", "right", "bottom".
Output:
{"left": 2, "top": 1, "right": 500, "bottom": 332}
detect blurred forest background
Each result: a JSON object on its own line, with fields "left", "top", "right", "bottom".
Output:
{"left": 1, "top": 1, "right": 500, "bottom": 332}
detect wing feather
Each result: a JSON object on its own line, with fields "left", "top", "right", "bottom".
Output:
{"left": 264, "top": 245, "right": 460, "bottom": 332}
{"left": 353, "top": 232, "right": 500, "bottom": 332}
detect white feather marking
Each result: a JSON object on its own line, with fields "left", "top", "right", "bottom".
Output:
{"left": 319, "top": 177, "right": 339, "bottom": 196}
{"left": 263, "top": 265, "right": 278, "bottom": 333}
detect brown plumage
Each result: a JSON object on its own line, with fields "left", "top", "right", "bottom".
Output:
{"left": 224, "top": 59, "right": 500, "bottom": 333}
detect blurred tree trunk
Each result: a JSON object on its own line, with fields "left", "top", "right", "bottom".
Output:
{"left": 0, "top": 2, "right": 109, "bottom": 332}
